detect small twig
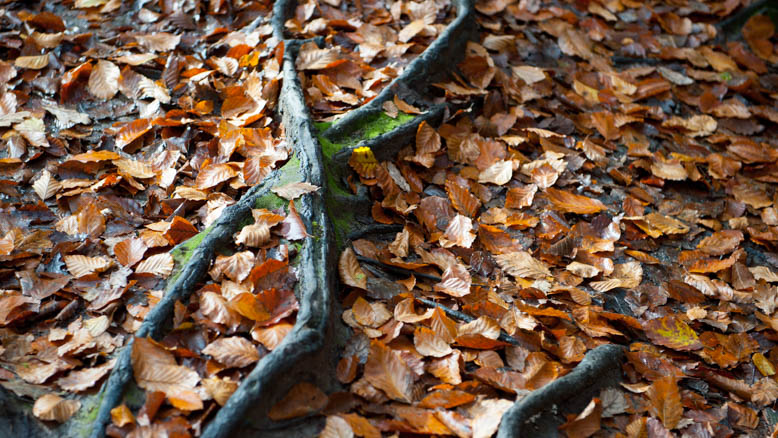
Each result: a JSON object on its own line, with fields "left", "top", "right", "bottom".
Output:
{"left": 347, "top": 224, "right": 404, "bottom": 241}
{"left": 415, "top": 297, "right": 523, "bottom": 347}
{"left": 354, "top": 255, "right": 490, "bottom": 288}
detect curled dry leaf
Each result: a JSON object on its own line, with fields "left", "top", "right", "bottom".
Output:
{"left": 319, "top": 415, "right": 354, "bottom": 438}
{"left": 439, "top": 214, "right": 476, "bottom": 248}
{"left": 271, "top": 181, "right": 320, "bottom": 200}
{"left": 33, "top": 394, "right": 81, "bottom": 423}
{"left": 433, "top": 263, "right": 472, "bottom": 297}
{"left": 115, "top": 119, "right": 152, "bottom": 150}
{"left": 296, "top": 43, "right": 339, "bottom": 70}
{"left": 210, "top": 251, "right": 254, "bottom": 282}
{"left": 414, "top": 326, "right": 453, "bottom": 357}
{"left": 57, "top": 359, "right": 115, "bottom": 392}
{"left": 15, "top": 54, "right": 49, "bottom": 70}
{"left": 251, "top": 321, "right": 293, "bottom": 350}
{"left": 407, "top": 121, "right": 441, "bottom": 168}
{"left": 478, "top": 160, "right": 513, "bottom": 185}
{"left": 352, "top": 297, "right": 392, "bottom": 328}
{"left": 339, "top": 247, "right": 367, "bottom": 289}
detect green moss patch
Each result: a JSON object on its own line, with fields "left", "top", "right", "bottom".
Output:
{"left": 318, "top": 111, "right": 415, "bottom": 157}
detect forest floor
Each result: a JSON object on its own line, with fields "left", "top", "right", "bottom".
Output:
{"left": 2, "top": 0, "right": 778, "bottom": 437}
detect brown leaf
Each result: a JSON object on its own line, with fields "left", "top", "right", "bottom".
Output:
{"left": 135, "top": 252, "right": 174, "bottom": 277}
{"left": 132, "top": 337, "right": 200, "bottom": 398}
{"left": 414, "top": 326, "right": 453, "bottom": 357}
{"left": 559, "top": 398, "right": 601, "bottom": 438}
{"left": 210, "top": 251, "right": 254, "bottom": 282}
{"left": 88, "top": 60, "right": 120, "bottom": 99}
{"left": 643, "top": 315, "right": 702, "bottom": 351}
{"left": 494, "top": 251, "right": 551, "bottom": 279}
{"left": 352, "top": 297, "right": 392, "bottom": 328}
{"left": 200, "top": 291, "right": 242, "bottom": 329}
{"left": 196, "top": 163, "right": 239, "bottom": 189}
{"left": 269, "top": 382, "right": 328, "bottom": 421}
{"left": 15, "top": 54, "right": 49, "bottom": 70}
{"left": 251, "top": 321, "right": 293, "bottom": 350}
{"left": 57, "top": 359, "right": 115, "bottom": 392}
{"left": 110, "top": 404, "right": 135, "bottom": 428}
{"left": 438, "top": 214, "right": 476, "bottom": 248}
{"left": 319, "top": 416, "right": 354, "bottom": 438}
{"left": 407, "top": 121, "right": 441, "bottom": 168}
{"left": 697, "top": 230, "right": 743, "bottom": 255}
{"left": 114, "top": 237, "right": 148, "bottom": 267}
{"left": 115, "top": 119, "right": 152, "bottom": 150}
{"left": 296, "top": 43, "right": 339, "bottom": 70}
{"left": 203, "top": 377, "right": 239, "bottom": 406}
{"left": 279, "top": 200, "right": 309, "bottom": 240}
{"left": 33, "top": 394, "right": 80, "bottom": 423}
{"left": 64, "top": 255, "right": 112, "bottom": 278}
{"left": 339, "top": 248, "right": 367, "bottom": 289}
{"left": 271, "top": 181, "right": 320, "bottom": 200}
{"left": 33, "top": 170, "right": 60, "bottom": 200}
{"left": 647, "top": 377, "right": 682, "bottom": 429}
{"left": 364, "top": 340, "right": 414, "bottom": 403}
{"left": 202, "top": 336, "right": 260, "bottom": 368}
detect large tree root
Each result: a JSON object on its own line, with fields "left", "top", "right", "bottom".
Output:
{"left": 88, "top": 174, "right": 282, "bottom": 438}
{"left": 321, "top": 0, "right": 477, "bottom": 144}
{"left": 4, "top": 0, "right": 643, "bottom": 436}
{"left": 496, "top": 344, "right": 626, "bottom": 438}
{"left": 72, "top": 2, "right": 481, "bottom": 437}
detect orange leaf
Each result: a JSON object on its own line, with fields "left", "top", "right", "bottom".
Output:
{"left": 114, "top": 237, "right": 148, "bottom": 267}
{"left": 647, "top": 377, "right": 682, "bottom": 429}
{"left": 115, "top": 119, "right": 152, "bottom": 150}
{"left": 110, "top": 404, "right": 135, "bottom": 427}
{"left": 544, "top": 187, "right": 606, "bottom": 214}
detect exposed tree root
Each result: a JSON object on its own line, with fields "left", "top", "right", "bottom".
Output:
{"left": 321, "top": 0, "right": 477, "bottom": 144}
{"left": 716, "top": 0, "right": 775, "bottom": 41}
{"left": 88, "top": 174, "right": 282, "bottom": 438}
{"left": 6, "top": 0, "right": 634, "bottom": 436}
{"left": 200, "top": 10, "right": 338, "bottom": 437}
{"left": 496, "top": 344, "right": 626, "bottom": 438}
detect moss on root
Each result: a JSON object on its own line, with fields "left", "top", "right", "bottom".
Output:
{"left": 316, "top": 111, "right": 415, "bottom": 156}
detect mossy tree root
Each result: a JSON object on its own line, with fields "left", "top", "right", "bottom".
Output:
{"left": 88, "top": 173, "right": 282, "bottom": 438}
{"left": 496, "top": 344, "right": 626, "bottom": 438}
{"left": 76, "top": 1, "right": 478, "bottom": 437}
{"left": 321, "top": 0, "right": 477, "bottom": 144}
{"left": 199, "top": 9, "right": 339, "bottom": 436}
